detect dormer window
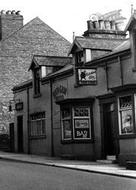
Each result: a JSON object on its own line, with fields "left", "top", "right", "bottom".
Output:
{"left": 76, "top": 51, "right": 84, "bottom": 66}
{"left": 41, "top": 66, "right": 53, "bottom": 78}
{"left": 85, "top": 49, "right": 92, "bottom": 62}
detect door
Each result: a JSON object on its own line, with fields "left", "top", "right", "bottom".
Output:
{"left": 103, "top": 103, "right": 118, "bottom": 157}
{"left": 9, "top": 123, "right": 15, "bottom": 152}
{"left": 17, "top": 116, "right": 23, "bottom": 153}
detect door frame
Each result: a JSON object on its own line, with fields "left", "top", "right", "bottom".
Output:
{"left": 17, "top": 115, "right": 24, "bottom": 153}
{"left": 99, "top": 95, "right": 119, "bottom": 159}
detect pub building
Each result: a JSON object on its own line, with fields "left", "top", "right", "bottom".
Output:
{"left": 12, "top": 11, "right": 136, "bottom": 165}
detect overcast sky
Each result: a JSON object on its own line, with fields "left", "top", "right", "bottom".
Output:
{"left": 1, "top": 0, "right": 136, "bottom": 42}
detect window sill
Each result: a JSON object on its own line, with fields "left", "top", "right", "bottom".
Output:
{"left": 118, "top": 134, "right": 136, "bottom": 139}
{"left": 33, "top": 93, "right": 41, "bottom": 98}
{"left": 61, "top": 139, "right": 93, "bottom": 144}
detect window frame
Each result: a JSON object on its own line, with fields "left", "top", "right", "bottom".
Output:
{"left": 33, "top": 68, "right": 41, "bottom": 97}
{"left": 29, "top": 112, "right": 46, "bottom": 138}
{"left": 118, "top": 94, "right": 135, "bottom": 136}
{"left": 61, "top": 104, "right": 93, "bottom": 142}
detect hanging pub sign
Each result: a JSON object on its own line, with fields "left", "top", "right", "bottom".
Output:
{"left": 53, "top": 85, "right": 67, "bottom": 101}
{"left": 15, "top": 102, "right": 23, "bottom": 111}
{"left": 77, "top": 69, "right": 97, "bottom": 85}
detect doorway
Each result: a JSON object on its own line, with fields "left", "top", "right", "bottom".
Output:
{"left": 17, "top": 116, "right": 23, "bottom": 153}
{"left": 102, "top": 102, "right": 118, "bottom": 158}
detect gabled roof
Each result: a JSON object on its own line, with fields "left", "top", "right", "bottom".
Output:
{"left": 29, "top": 55, "right": 72, "bottom": 70}
{"left": 125, "top": 12, "right": 136, "bottom": 31}
{"left": 69, "top": 36, "right": 126, "bottom": 54}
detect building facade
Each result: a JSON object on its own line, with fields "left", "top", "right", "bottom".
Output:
{"left": 0, "top": 10, "right": 71, "bottom": 136}
{"left": 12, "top": 10, "right": 136, "bottom": 165}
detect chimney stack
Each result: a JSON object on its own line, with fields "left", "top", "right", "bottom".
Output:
{"left": 0, "top": 10, "right": 23, "bottom": 40}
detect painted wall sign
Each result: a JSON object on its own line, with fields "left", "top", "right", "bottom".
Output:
{"left": 15, "top": 102, "right": 23, "bottom": 111}
{"left": 78, "top": 69, "right": 97, "bottom": 84}
{"left": 53, "top": 85, "right": 67, "bottom": 101}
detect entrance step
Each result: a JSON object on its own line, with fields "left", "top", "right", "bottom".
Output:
{"left": 97, "top": 155, "right": 116, "bottom": 164}
{"left": 126, "top": 161, "right": 136, "bottom": 170}
{"left": 106, "top": 155, "right": 116, "bottom": 161}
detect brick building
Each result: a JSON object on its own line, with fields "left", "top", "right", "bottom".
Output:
{"left": 12, "top": 10, "right": 136, "bottom": 166}
{"left": 0, "top": 10, "right": 71, "bottom": 135}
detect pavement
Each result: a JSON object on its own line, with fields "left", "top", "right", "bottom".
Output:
{"left": 0, "top": 151, "right": 136, "bottom": 179}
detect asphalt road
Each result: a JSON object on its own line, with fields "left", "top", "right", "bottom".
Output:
{"left": 0, "top": 160, "right": 136, "bottom": 190}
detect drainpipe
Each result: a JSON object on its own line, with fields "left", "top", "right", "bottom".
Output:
{"left": 50, "top": 79, "right": 54, "bottom": 157}
{"left": 27, "top": 87, "right": 30, "bottom": 154}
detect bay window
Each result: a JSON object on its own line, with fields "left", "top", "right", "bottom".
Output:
{"left": 61, "top": 105, "right": 92, "bottom": 141}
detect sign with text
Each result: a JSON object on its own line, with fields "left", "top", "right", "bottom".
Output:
{"left": 78, "top": 69, "right": 96, "bottom": 85}
{"left": 74, "top": 119, "right": 90, "bottom": 139}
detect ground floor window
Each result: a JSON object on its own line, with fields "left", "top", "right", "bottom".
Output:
{"left": 118, "top": 95, "right": 134, "bottom": 135}
{"left": 61, "top": 105, "right": 92, "bottom": 141}
{"left": 30, "top": 112, "right": 46, "bottom": 137}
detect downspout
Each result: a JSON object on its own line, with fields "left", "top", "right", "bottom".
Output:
{"left": 50, "top": 79, "right": 54, "bottom": 157}
{"left": 118, "top": 56, "right": 123, "bottom": 86}
{"left": 27, "top": 87, "right": 30, "bottom": 154}
{"left": 105, "top": 62, "right": 109, "bottom": 91}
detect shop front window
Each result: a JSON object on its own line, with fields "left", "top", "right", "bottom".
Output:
{"left": 61, "top": 105, "right": 92, "bottom": 141}
{"left": 118, "top": 95, "right": 134, "bottom": 135}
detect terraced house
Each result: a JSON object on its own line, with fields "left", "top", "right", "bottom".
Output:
{"left": 0, "top": 10, "right": 70, "bottom": 141}
{"left": 12, "top": 10, "right": 136, "bottom": 166}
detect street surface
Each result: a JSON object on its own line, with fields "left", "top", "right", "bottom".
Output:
{"left": 0, "top": 160, "right": 136, "bottom": 190}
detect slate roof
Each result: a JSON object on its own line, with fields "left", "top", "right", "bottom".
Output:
{"left": 69, "top": 36, "right": 126, "bottom": 54}
{"left": 29, "top": 55, "right": 72, "bottom": 70}
{"left": 0, "top": 17, "right": 71, "bottom": 98}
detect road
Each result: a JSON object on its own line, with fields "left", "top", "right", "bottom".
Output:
{"left": 0, "top": 160, "right": 136, "bottom": 190}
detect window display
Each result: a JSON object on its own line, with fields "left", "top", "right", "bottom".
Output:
{"left": 118, "top": 95, "right": 134, "bottom": 134}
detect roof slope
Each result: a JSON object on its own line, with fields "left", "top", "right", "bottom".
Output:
{"left": 0, "top": 17, "right": 71, "bottom": 98}
{"left": 69, "top": 36, "right": 126, "bottom": 54}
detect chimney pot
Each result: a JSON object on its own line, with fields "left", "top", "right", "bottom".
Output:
{"left": 6, "top": 10, "right": 11, "bottom": 14}
{"left": 1, "top": 10, "right": 5, "bottom": 14}
{"left": 11, "top": 10, "right": 16, "bottom": 14}
{"left": 16, "top": 11, "right": 20, "bottom": 15}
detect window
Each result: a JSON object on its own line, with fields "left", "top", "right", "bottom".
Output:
{"left": 41, "top": 66, "right": 53, "bottom": 78}
{"left": 30, "top": 112, "right": 46, "bottom": 137}
{"left": 33, "top": 68, "right": 40, "bottom": 96}
{"left": 61, "top": 105, "right": 92, "bottom": 141}
{"left": 76, "top": 51, "right": 84, "bottom": 66}
{"left": 85, "top": 49, "right": 91, "bottom": 62}
{"left": 118, "top": 95, "right": 134, "bottom": 135}
{"left": 73, "top": 107, "right": 91, "bottom": 139}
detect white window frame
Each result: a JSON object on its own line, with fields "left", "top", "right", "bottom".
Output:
{"left": 30, "top": 112, "right": 46, "bottom": 137}
{"left": 61, "top": 105, "right": 92, "bottom": 141}
{"left": 118, "top": 94, "right": 134, "bottom": 135}
{"left": 72, "top": 106, "right": 91, "bottom": 140}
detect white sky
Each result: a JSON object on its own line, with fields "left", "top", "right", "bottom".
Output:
{"left": 1, "top": 0, "right": 136, "bottom": 42}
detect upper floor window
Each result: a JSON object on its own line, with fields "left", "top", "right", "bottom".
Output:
{"left": 41, "top": 66, "right": 53, "bottom": 78}
{"left": 85, "top": 49, "right": 92, "bottom": 62}
{"left": 76, "top": 51, "right": 84, "bottom": 66}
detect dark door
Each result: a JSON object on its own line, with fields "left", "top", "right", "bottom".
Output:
{"left": 17, "top": 116, "right": 23, "bottom": 153}
{"left": 9, "top": 123, "right": 15, "bottom": 152}
{"left": 103, "top": 103, "right": 118, "bottom": 157}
